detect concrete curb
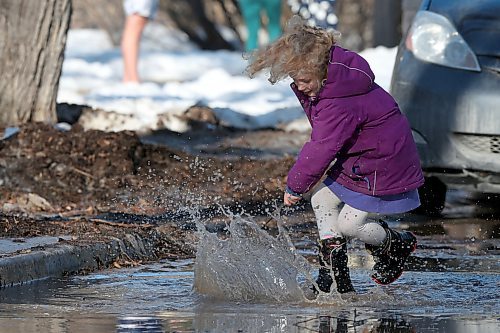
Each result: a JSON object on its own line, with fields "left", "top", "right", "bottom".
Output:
{"left": 0, "top": 233, "right": 165, "bottom": 288}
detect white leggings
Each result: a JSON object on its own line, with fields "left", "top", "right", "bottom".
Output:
{"left": 310, "top": 183, "right": 387, "bottom": 245}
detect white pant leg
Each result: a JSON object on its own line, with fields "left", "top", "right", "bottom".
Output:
{"left": 310, "top": 182, "right": 344, "bottom": 240}
{"left": 311, "top": 182, "right": 387, "bottom": 245}
{"left": 336, "top": 204, "right": 386, "bottom": 245}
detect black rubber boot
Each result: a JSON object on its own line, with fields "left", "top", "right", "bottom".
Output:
{"left": 315, "top": 237, "right": 356, "bottom": 294}
{"left": 366, "top": 220, "right": 417, "bottom": 285}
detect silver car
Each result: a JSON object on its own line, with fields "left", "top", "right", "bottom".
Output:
{"left": 390, "top": 0, "right": 500, "bottom": 215}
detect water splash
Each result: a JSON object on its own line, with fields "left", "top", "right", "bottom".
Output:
{"left": 193, "top": 210, "right": 322, "bottom": 303}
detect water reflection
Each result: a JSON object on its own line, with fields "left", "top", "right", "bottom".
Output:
{"left": 117, "top": 316, "right": 164, "bottom": 333}
{"left": 158, "top": 310, "right": 499, "bottom": 333}
{"left": 314, "top": 315, "right": 416, "bottom": 333}
{"left": 0, "top": 310, "right": 497, "bottom": 333}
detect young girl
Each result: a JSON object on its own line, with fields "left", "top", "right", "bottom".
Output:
{"left": 246, "top": 17, "right": 424, "bottom": 294}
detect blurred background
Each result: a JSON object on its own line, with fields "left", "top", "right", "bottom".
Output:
{"left": 70, "top": 0, "right": 419, "bottom": 52}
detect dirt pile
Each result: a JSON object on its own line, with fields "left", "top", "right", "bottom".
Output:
{"left": 0, "top": 123, "right": 294, "bottom": 218}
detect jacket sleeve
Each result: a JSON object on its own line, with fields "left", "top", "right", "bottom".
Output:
{"left": 286, "top": 105, "right": 360, "bottom": 194}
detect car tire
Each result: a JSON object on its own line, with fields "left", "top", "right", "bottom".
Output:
{"left": 414, "top": 176, "right": 447, "bottom": 217}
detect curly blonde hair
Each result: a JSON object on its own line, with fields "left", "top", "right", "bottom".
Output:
{"left": 246, "top": 16, "right": 340, "bottom": 85}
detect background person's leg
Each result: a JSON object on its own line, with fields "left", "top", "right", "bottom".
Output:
{"left": 263, "top": 0, "right": 282, "bottom": 42}
{"left": 121, "top": 14, "right": 149, "bottom": 83}
{"left": 239, "top": 0, "right": 262, "bottom": 51}
{"left": 121, "top": 0, "right": 158, "bottom": 83}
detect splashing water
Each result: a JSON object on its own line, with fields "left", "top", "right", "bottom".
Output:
{"left": 193, "top": 211, "right": 323, "bottom": 303}
{"left": 192, "top": 208, "right": 404, "bottom": 306}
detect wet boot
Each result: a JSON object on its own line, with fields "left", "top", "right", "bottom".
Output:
{"left": 315, "top": 237, "right": 356, "bottom": 294}
{"left": 365, "top": 220, "right": 417, "bottom": 285}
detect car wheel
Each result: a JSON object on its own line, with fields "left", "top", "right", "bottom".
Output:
{"left": 414, "top": 176, "right": 447, "bottom": 217}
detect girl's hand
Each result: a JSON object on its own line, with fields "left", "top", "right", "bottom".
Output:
{"left": 284, "top": 192, "right": 301, "bottom": 206}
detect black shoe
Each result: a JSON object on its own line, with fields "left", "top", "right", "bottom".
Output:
{"left": 314, "top": 237, "right": 356, "bottom": 294}
{"left": 366, "top": 221, "right": 417, "bottom": 285}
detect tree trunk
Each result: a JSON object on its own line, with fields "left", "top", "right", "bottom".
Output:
{"left": 0, "top": 0, "right": 71, "bottom": 127}
{"left": 71, "top": 0, "right": 123, "bottom": 46}
{"left": 372, "top": 0, "right": 402, "bottom": 48}
{"left": 160, "top": 0, "right": 236, "bottom": 50}
{"left": 336, "top": 0, "right": 374, "bottom": 51}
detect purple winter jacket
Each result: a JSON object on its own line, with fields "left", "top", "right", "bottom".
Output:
{"left": 287, "top": 46, "right": 424, "bottom": 196}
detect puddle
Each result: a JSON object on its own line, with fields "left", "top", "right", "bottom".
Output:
{"left": 0, "top": 260, "right": 498, "bottom": 332}
{"left": 0, "top": 212, "right": 499, "bottom": 332}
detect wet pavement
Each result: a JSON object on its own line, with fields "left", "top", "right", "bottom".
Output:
{"left": 0, "top": 255, "right": 498, "bottom": 332}
{"left": 0, "top": 190, "right": 499, "bottom": 332}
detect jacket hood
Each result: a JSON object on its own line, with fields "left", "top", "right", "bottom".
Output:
{"left": 319, "top": 46, "right": 375, "bottom": 98}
